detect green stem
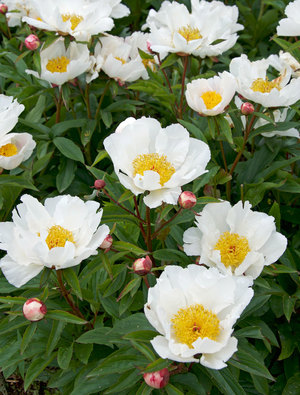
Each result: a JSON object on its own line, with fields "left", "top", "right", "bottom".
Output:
{"left": 178, "top": 55, "right": 189, "bottom": 119}
{"left": 55, "top": 88, "right": 63, "bottom": 124}
{"left": 133, "top": 196, "right": 147, "bottom": 240}
{"left": 95, "top": 80, "right": 110, "bottom": 119}
{"left": 151, "top": 208, "right": 183, "bottom": 240}
{"left": 85, "top": 84, "right": 92, "bottom": 119}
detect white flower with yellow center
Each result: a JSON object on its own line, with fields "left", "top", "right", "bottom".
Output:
{"left": 185, "top": 72, "right": 236, "bottom": 116}
{"left": 183, "top": 201, "right": 287, "bottom": 279}
{"left": 5, "top": 0, "right": 37, "bottom": 27}
{"left": 0, "top": 194, "right": 109, "bottom": 288}
{"left": 145, "top": 265, "right": 253, "bottom": 369}
{"left": 276, "top": 0, "right": 300, "bottom": 37}
{"left": 26, "top": 37, "right": 90, "bottom": 86}
{"left": 103, "top": 117, "right": 210, "bottom": 208}
{"left": 229, "top": 54, "right": 300, "bottom": 107}
{"left": 145, "top": 0, "right": 242, "bottom": 57}
{"left": 22, "top": 0, "right": 114, "bottom": 42}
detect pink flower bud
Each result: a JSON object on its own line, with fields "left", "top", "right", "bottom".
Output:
{"left": 23, "top": 298, "right": 47, "bottom": 322}
{"left": 24, "top": 34, "right": 40, "bottom": 51}
{"left": 94, "top": 179, "right": 106, "bottom": 190}
{"left": 240, "top": 102, "right": 254, "bottom": 115}
{"left": 178, "top": 191, "right": 197, "bottom": 209}
{"left": 0, "top": 3, "right": 8, "bottom": 14}
{"left": 143, "top": 368, "right": 169, "bottom": 389}
{"left": 146, "top": 40, "right": 154, "bottom": 54}
{"left": 100, "top": 234, "right": 113, "bottom": 250}
{"left": 133, "top": 256, "right": 152, "bottom": 276}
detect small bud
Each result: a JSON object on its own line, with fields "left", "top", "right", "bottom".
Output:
{"left": 23, "top": 298, "right": 47, "bottom": 322}
{"left": 100, "top": 234, "right": 113, "bottom": 250}
{"left": 146, "top": 40, "right": 154, "bottom": 54}
{"left": 240, "top": 102, "right": 254, "bottom": 115}
{"left": 94, "top": 179, "right": 106, "bottom": 190}
{"left": 133, "top": 256, "right": 152, "bottom": 276}
{"left": 143, "top": 368, "right": 170, "bottom": 389}
{"left": 25, "top": 34, "right": 40, "bottom": 51}
{"left": 0, "top": 3, "right": 8, "bottom": 14}
{"left": 178, "top": 191, "right": 197, "bottom": 209}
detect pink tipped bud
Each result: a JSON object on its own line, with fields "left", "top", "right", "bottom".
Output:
{"left": 94, "top": 179, "right": 106, "bottom": 190}
{"left": 100, "top": 234, "right": 113, "bottom": 250}
{"left": 178, "top": 191, "right": 197, "bottom": 209}
{"left": 143, "top": 368, "right": 169, "bottom": 389}
{"left": 0, "top": 3, "right": 8, "bottom": 14}
{"left": 23, "top": 298, "right": 47, "bottom": 322}
{"left": 24, "top": 34, "right": 40, "bottom": 51}
{"left": 241, "top": 102, "right": 254, "bottom": 115}
{"left": 146, "top": 40, "right": 154, "bottom": 54}
{"left": 133, "top": 256, "right": 152, "bottom": 276}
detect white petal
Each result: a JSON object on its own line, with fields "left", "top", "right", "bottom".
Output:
{"left": 200, "top": 337, "right": 238, "bottom": 370}
{"left": 0, "top": 255, "right": 43, "bottom": 288}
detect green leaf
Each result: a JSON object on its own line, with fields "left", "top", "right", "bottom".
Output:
{"left": 24, "top": 354, "right": 56, "bottom": 391}
{"left": 53, "top": 137, "right": 84, "bottom": 163}
{"left": 25, "top": 95, "right": 46, "bottom": 123}
{"left": 130, "top": 341, "right": 156, "bottom": 362}
{"left": 0, "top": 296, "right": 27, "bottom": 305}
{"left": 0, "top": 175, "right": 38, "bottom": 191}
{"left": 143, "top": 358, "right": 171, "bottom": 373}
{"left": 282, "top": 295, "right": 296, "bottom": 322}
{"left": 46, "top": 320, "right": 65, "bottom": 355}
{"left": 57, "top": 343, "right": 73, "bottom": 370}
{"left": 56, "top": 158, "right": 76, "bottom": 193}
{"left": 229, "top": 350, "right": 274, "bottom": 380}
{"left": 123, "top": 330, "right": 157, "bottom": 342}
{"left": 117, "top": 277, "right": 142, "bottom": 301}
{"left": 76, "top": 327, "right": 112, "bottom": 345}
{"left": 20, "top": 322, "right": 37, "bottom": 355}
{"left": 200, "top": 366, "right": 246, "bottom": 395}
{"left": 91, "top": 150, "right": 108, "bottom": 167}
{"left": 113, "top": 241, "right": 147, "bottom": 256}
{"left": 63, "top": 267, "right": 82, "bottom": 300}
{"left": 160, "top": 54, "right": 178, "bottom": 69}
{"left": 74, "top": 342, "right": 93, "bottom": 364}
{"left": 217, "top": 115, "right": 233, "bottom": 145}
{"left": 153, "top": 249, "right": 191, "bottom": 264}
{"left": 103, "top": 368, "right": 141, "bottom": 394}
{"left": 46, "top": 310, "right": 87, "bottom": 325}
{"left": 283, "top": 373, "right": 300, "bottom": 395}
{"left": 52, "top": 119, "right": 86, "bottom": 137}
{"left": 165, "top": 384, "right": 184, "bottom": 395}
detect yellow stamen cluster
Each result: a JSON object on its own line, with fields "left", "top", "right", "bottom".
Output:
{"left": 45, "top": 225, "right": 74, "bottom": 250}
{"left": 115, "top": 57, "right": 126, "bottom": 65}
{"left": 201, "top": 91, "right": 222, "bottom": 110}
{"left": 178, "top": 25, "right": 202, "bottom": 42}
{"left": 171, "top": 304, "right": 220, "bottom": 348}
{"left": 0, "top": 143, "right": 18, "bottom": 157}
{"left": 61, "top": 14, "right": 83, "bottom": 30}
{"left": 46, "top": 56, "right": 70, "bottom": 73}
{"left": 214, "top": 231, "right": 250, "bottom": 268}
{"left": 142, "top": 58, "right": 156, "bottom": 69}
{"left": 132, "top": 153, "right": 175, "bottom": 186}
{"left": 251, "top": 77, "right": 281, "bottom": 93}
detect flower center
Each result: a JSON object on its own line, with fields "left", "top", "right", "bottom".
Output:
{"left": 201, "top": 91, "right": 222, "bottom": 109}
{"left": 46, "top": 56, "right": 70, "bottom": 73}
{"left": 115, "top": 57, "right": 126, "bottom": 64}
{"left": 45, "top": 225, "right": 74, "bottom": 250}
{"left": 61, "top": 14, "right": 83, "bottom": 30}
{"left": 251, "top": 77, "right": 281, "bottom": 93}
{"left": 178, "top": 25, "right": 202, "bottom": 42}
{"left": 132, "top": 153, "right": 175, "bottom": 186}
{"left": 214, "top": 231, "right": 250, "bottom": 268}
{"left": 142, "top": 58, "right": 156, "bottom": 69}
{"left": 171, "top": 304, "right": 220, "bottom": 348}
{"left": 0, "top": 143, "right": 18, "bottom": 157}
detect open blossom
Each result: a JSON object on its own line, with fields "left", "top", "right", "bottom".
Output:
{"left": 229, "top": 54, "right": 300, "bottom": 107}
{"left": 103, "top": 117, "right": 210, "bottom": 208}
{"left": 145, "top": 265, "right": 253, "bottom": 369}
{"left": 0, "top": 94, "right": 24, "bottom": 136}
{"left": 0, "top": 195, "right": 109, "bottom": 288}
{"left": 5, "top": 0, "right": 37, "bottom": 27}
{"left": 183, "top": 201, "right": 287, "bottom": 279}
{"left": 145, "top": 0, "right": 243, "bottom": 57}
{"left": 279, "top": 51, "right": 300, "bottom": 78}
{"left": 26, "top": 37, "right": 90, "bottom": 86}
{"left": 23, "top": 0, "right": 114, "bottom": 42}
{"left": 186, "top": 72, "right": 236, "bottom": 116}
{"left": 276, "top": 0, "right": 300, "bottom": 37}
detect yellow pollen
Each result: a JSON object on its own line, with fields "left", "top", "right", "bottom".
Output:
{"left": 214, "top": 231, "right": 250, "bottom": 268}
{"left": 201, "top": 91, "right": 222, "bottom": 110}
{"left": 132, "top": 153, "right": 175, "bottom": 186}
{"left": 61, "top": 14, "right": 83, "bottom": 30}
{"left": 115, "top": 57, "right": 126, "bottom": 64}
{"left": 171, "top": 304, "right": 220, "bottom": 348}
{"left": 251, "top": 77, "right": 281, "bottom": 93}
{"left": 0, "top": 143, "right": 18, "bottom": 157}
{"left": 178, "top": 25, "right": 202, "bottom": 42}
{"left": 46, "top": 56, "right": 70, "bottom": 73}
{"left": 45, "top": 225, "right": 74, "bottom": 250}
{"left": 142, "top": 58, "right": 156, "bottom": 69}
{"left": 36, "top": 17, "right": 42, "bottom": 21}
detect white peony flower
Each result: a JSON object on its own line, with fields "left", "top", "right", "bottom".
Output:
{"left": 0, "top": 194, "right": 109, "bottom": 288}
{"left": 145, "top": 264, "right": 253, "bottom": 369}
{"left": 276, "top": 0, "right": 300, "bottom": 37}
{"left": 279, "top": 51, "right": 300, "bottom": 78}
{"left": 185, "top": 71, "right": 236, "bottom": 116}
{"left": 26, "top": 37, "right": 90, "bottom": 86}
{"left": 5, "top": 0, "right": 37, "bottom": 27}
{"left": 229, "top": 54, "right": 300, "bottom": 107}
{"left": 183, "top": 201, "right": 287, "bottom": 279}
{"left": 103, "top": 117, "right": 211, "bottom": 208}
{"left": 0, "top": 94, "right": 24, "bottom": 137}
{"left": 0, "top": 132, "right": 36, "bottom": 170}
{"left": 22, "top": 0, "right": 114, "bottom": 42}
{"left": 145, "top": 0, "right": 243, "bottom": 57}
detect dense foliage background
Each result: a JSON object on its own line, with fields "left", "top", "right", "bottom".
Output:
{"left": 0, "top": 0, "right": 299, "bottom": 394}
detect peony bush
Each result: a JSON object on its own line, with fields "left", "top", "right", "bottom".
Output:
{"left": 0, "top": 0, "right": 299, "bottom": 394}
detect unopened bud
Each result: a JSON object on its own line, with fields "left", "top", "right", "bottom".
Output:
{"left": 23, "top": 298, "right": 47, "bottom": 322}
{"left": 100, "top": 234, "right": 113, "bottom": 250}
{"left": 178, "top": 191, "right": 197, "bottom": 209}
{"left": 0, "top": 3, "right": 8, "bottom": 14}
{"left": 241, "top": 102, "right": 254, "bottom": 115}
{"left": 94, "top": 179, "right": 106, "bottom": 190}
{"left": 143, "top": 368, "right": 169, "bottom": 389}
{"left": 146, "top": 40, "right": 154, "bottom": 54}
{"left": 25, "top": 34, "right": 40, "bottom": 50}
{"left": 133, "top": 256, "right": 152, "bottom": 276}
